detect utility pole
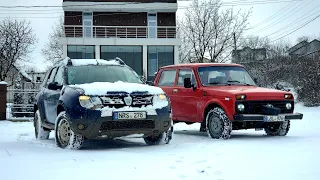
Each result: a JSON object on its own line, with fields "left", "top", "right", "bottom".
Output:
{"left": 233, "top": 32, "right": 238, "bottom": 63}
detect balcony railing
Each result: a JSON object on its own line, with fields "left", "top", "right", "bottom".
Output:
{"left": 64, "top": 25, "right": 177, "bottom": 38}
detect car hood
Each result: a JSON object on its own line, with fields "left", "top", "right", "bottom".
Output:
{"left": 203, "top": 85, "right": 292, "bottom": 100}
{"left": 68, "top": 81, "right": 164, "bottom": 96}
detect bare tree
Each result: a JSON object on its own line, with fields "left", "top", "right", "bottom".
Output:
{"left": 41, "top": 16, "right": 64, "bottom": 65}
{"left": 179, "top": 0, "right": 251, "bottom": 63}
{"left": 296, "top": 36, "right": 309, "bottom": 43}
{"left": 0, "top": 18, "right": 37, "bottom": 82}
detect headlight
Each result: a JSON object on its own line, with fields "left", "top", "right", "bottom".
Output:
{"left": 79, "top": 95, "right": 103, "bottom": 109}
{"left": 237, "top": 104, "right": 245, "bottom": 112}
{"left": 236, "top": 94, "right": 246, "bottom": 100}
{"left": 153, "top": 94, "right": 169, "bottom": 107}
{"left": 286, "top": 103, "right": 292, "bottom": 110}
{"left": 284, "top": 94, "right": 293, "bottom": 99}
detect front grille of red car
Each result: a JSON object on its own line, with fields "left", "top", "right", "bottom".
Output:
{"left": 235, "top": 100, "right": 294, "bottom": 114}
{"left": 99, "top": 120, "right": 155, "bottom": 131}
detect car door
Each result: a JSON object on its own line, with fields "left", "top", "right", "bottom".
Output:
{"left": 174, "top": 68, "right": 202, "bottom": 122}
{"left": 155, "top": 68, "right": 178, "bottom": 120}
{"left": 36, "top": 68, "right": 54, "bottom": 122}
{"left": 43, "top": 67, "right": 63, "bottom": 124}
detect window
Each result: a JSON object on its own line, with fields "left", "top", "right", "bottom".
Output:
{"left": 158, "top": 70, "right": 176, "bottom": 86}
{"left": 54, "top": 67, "right": 64, "bottom": 85}
{"left": 83, "top": 12, "right": 93, "bottom": 38}
{"left": 148, "top": 46, "right": 174, "bottom": 81}
{"left": 177, "top": 69, "right": 197, "bottom": 86}
{"left": 148, "top": 13, "right": 157, "bottom": 38}
{"left": 36, "top": 77, "right": 41, "bottom": 82}
{"left": 100, "top": 46, "right": 143, "bottom": 75}
{"left": 67, "top": 45, "right": 95, "bottom": 59}
{"left": 47, "top": 68, "right": 58, "bottom": 85}
{"left": 41, "top": 69, "right": 52, "bottom": 87}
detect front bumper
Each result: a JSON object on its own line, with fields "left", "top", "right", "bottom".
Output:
{"left": 67, "top": 106, "right": 171, "bottom": 139}
{"left": 233, "top": 113, "right": 303, "bottom": 122}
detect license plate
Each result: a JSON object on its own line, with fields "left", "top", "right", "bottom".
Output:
{"left": 263, "top": 115, "right": 285, "bottom": 122}
{"left": 113, "top": 112, "right": 146, "bottom": 120}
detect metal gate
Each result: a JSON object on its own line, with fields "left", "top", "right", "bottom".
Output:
{"left": 6, "top": 88, "right": 39, "bottom": 121}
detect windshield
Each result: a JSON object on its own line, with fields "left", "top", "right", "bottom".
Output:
{"left": 197, "top": 66, "right": 256, "bottom": 86}
{"left": 67, "top": 65, "right": 143, "bottom": 85}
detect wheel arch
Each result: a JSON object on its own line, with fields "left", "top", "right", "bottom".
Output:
{"left": 202, "top": 100, "right": 233, "bottom": 122}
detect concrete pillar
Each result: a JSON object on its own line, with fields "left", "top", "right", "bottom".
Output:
{"left": 63, "top": 45, "right": 68, "bottom": 58}
{"left": 0, "top": 82, "right": 7, "bottom": 120}
{"left": 174, "top": 45, "right": 180, "bottom": 64}
{"left": 143, "top": 45, "right": 148, "bottom": 76}
{"left": 95, "top": 45, "right": 100, "bottom": 59}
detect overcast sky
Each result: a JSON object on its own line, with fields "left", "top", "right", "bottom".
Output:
{"left": 1, "top": 0, "right": 319, "bottom": 71}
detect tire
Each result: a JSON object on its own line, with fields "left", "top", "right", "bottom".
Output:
{"left": 264, "top": 120, "right": 290, "bottom": 136}
{"left": 34, "top": 110, "right": 50, "bottom": 140}
{"left": 55, "top": 111, "right": 85, "bottom": 150}
{"left": 144, "top": 123, "right": 174, "bottom": 145}
{"left": 206, "top": 107, "right": 232, "bottom": 139}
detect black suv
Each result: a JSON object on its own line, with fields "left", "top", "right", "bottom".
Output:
{"left": 34, "top": 57, "right": 173, "bottom": 149}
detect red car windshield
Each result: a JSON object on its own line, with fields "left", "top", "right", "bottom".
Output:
{"left": 197, "top": 66, "right": 256, "bottom": 86}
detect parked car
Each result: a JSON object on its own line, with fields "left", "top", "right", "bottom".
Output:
{"left": 34, "top": 57, "right": 173, "bottom": 149}
{"left": 153, "top": 63, "right": 303, "bottom": 139}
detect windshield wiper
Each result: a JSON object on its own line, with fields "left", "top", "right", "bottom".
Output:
{"left": 208, "top": 81, "right": 221, "bottom": 85}
{"left": 227, "top": 80, "right": 241, "bottom": 84}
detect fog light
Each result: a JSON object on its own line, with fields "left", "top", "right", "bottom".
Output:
{"left": 237, "top": 104, "right": 245, "bottom": 112}
{"left": 286, "top": 103, "right": 292, "bottom": 110}
{"left": 78, "top": 124, "right": 85, "bottom": 130}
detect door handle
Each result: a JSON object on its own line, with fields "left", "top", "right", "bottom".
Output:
{"left": 173, "top": 89, "right": 178, "bottom": 93}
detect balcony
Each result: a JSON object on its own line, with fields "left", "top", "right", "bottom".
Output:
{"left": 64, "top": 25, "right": 177, "bottom": 39}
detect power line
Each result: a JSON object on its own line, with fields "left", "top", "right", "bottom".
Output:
{"left": 270, "top": 12, "right": 320, "bottom": 42}
{"left": 250, "top": 0, "right": 310, "bottom": 34}
{"left": 266, "top": 3, "right": 320, "bottom": 37}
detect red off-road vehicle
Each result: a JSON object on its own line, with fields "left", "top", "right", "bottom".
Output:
{"left": 153, "top": 63, "right": 303, "bottom": 139}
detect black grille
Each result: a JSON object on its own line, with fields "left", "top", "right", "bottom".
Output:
{"left": 235, "top": 100, "right": 294, "bottom": 114}
{"left": 100, "top": 91, "right": 153, "bottom": 108}
{"left": 100, "top": 120, "right": 155, "bottom": 131}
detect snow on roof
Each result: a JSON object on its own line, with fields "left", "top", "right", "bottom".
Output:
{"left": 69, "top": 81, "right": 164, "bottom": 96}
{"left": 0, "top": 81, "right": 8, "bottom": 85}
{"left": 55, "top": 57, "right": 122, "bottom": 67}
{"left": 71, "top": 59, "right": 120, "bottom": 66}
{"left": 19, "top": 69, "right": 32, "bottom": 81}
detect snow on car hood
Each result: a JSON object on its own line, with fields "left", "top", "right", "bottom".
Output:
{"left": 204, "top": 86, "right": 293, "bottom": 100}
{"left": 69, "top": 81, "right": 165, "bottom": 95}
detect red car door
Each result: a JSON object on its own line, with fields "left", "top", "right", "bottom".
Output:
{"left": 154, "top": 68, "right": 179, "bottom": 121}
{"left": 173, "top": 68, "right": 203, "bottom": 122}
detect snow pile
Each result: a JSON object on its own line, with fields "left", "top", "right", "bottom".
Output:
{"left": 71, "top": 59, "right": 120, "bottom": 66}
{"left": 0, "top": 81, "right": 7, "bottom": 85}
{"left": 69, "top": 81, "right": 165, "bottom": 95}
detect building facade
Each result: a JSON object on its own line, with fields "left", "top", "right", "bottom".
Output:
{"left": 60, "top": 0, "right": 181, "bottom": 80}
{"left": 232, "top": 47, "right": 267, "bottom": 64}
{"left": 288, "top": 39, "right": 320, "bottom": 59}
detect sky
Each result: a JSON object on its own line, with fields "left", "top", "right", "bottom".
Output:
{"left": 0, "top": 0, "right": 320, "bottom": 71}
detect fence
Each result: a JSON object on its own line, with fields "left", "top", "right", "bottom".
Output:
{"left": 6, "top": 88, "right": 39, "bottom": 120}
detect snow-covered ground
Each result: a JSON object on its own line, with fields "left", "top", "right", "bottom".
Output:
{"left": 0, "top": 104, "right": 319, "bottom": 180}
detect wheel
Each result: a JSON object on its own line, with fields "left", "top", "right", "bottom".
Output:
{"left": 55, "top": 111, "right": 85, "bottom": 150}
{"left": 144, "top": 123, "right": 174, "bottom": 145}
{"left": 264, "top": 120, "right": 290, "bottom": 136}
{"left": 34, "top": 110, "right": 50, "bottom": 140}
{"left": 206, "top": 107, "right": 232, "bottom": 139}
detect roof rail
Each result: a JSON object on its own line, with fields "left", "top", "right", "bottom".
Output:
{"left": 113, "top": 57, "right": 126, "bottom": 65}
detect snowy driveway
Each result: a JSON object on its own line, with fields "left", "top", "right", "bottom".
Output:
{"left": 0, "top": 104, "right": 319, "bottom": 180}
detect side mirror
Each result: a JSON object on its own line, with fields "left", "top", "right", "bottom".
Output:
{"left": 146, "top": 81, "right": 154, "bottom": 86}
{"left": 48, "top": 82, "right": 60, "bottom": 90}
{"left": 253, "top": 78, "right": 258, "bottom": 84}
{"left": 183, "top": 77, "right": 192, "bottom": 88}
